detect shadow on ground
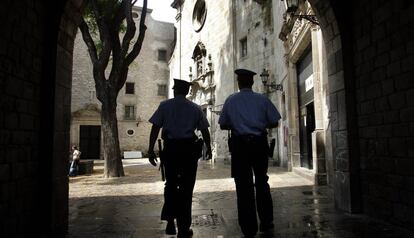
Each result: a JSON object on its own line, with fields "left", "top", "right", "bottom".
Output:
{"left": 69, "top": 184, "right": 414, "bottom": 238}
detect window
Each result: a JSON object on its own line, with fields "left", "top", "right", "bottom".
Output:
{"left": 126, "top": 129, "right": 135, "bottom": 136}
{"left": 88, "top": 89, "right": 96, "bottom": 101}
{"left": 124, "top": 105, "right": 135, "bottom": 120}
{"left": 125, "top": 82, "right": 135, "bottom": 94}
{"left": 192, "top": 0, "right": 207, "bottom": 32}
{"left": 158, "top": 49, "right": 167, "bottom": 61}
{"left": 158, "top": 84, "right": 167, "bottom": 96}
{"left": 240, "top": 37, "right": 247, "bottom": 58}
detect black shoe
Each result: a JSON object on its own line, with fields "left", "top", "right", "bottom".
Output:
{"left": 259, "top": 222, "right": 274, "bottom": 232}
{"left": 165, "top": 221, "right": 176, "bottom": 235}
{"left": 177, "top": 228, "right": 193, "bottom": 238}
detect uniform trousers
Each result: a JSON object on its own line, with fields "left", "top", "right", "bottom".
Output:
{"left": 160, "top": 138, "right": 198, "bottom": 232}
{"left": 231, "top": 134, "right": 273, "bottom": 236}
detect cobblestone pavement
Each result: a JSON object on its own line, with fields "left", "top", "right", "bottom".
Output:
{"left": 69, "top": 159, "right": 413, "bottom": 238}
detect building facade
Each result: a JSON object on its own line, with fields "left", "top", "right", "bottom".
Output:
{"left": 169, "top": 0, "right": 349, "bottom": 201}
{"left": 71, "top": 7, "right": 175, "bottom": 158}
{"left": 169, "top": 0, "right": 288, "bottom": 163}
{"left": 278, "top": 1, "right": 331, "bottom": 185}
{"left": 169, "top": 0, "right": 335, "bottom": 186}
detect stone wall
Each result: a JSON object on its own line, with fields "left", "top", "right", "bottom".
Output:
{"left": 0, "top": 0, "right": 79, "bottom": 236}
{"left": 351, "top": 0, "right": 414, "bottom": 227}
{"left": 0, "top": 1, "right": 47, "bottom": 236}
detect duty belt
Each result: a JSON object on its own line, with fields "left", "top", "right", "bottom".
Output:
{"left": 232, "top": 133, "right": 267, "bottom": 143}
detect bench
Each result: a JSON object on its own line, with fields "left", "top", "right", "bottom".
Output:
{"left": 123, "top": 151, "right": 143, "bottom": 159}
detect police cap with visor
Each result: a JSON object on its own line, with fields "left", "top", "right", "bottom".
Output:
{"left": 172, "top": 78, "right": 193, "bottom": 91}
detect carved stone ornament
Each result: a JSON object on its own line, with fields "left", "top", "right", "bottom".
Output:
{"left": 72, "top": 103, "right": 101, "bottom": 118}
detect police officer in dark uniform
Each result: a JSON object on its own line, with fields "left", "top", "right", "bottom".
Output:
{"left": 219, "top": 69, "right": 281, "bottom": 237}
{"left": 147, "top": 79, "right": 212, "bottom": 237}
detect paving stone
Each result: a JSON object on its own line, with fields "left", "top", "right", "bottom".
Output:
{"left": 68, "top": 160, "right": 414, "bottom": 238}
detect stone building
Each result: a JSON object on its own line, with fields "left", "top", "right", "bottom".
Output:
{"left": 169, "top": 0, "right": 332, "bottom": 187}
{"left": 70, "top": 7, "right": 174, "bottom": 158}
{"left": 277, "top": 1, "right": 331, "bottom": 185}
{"left": 1, "top": 0, "right": 414, "bottom": 236}
{"left": 168, "top": 0, "right": 414, "bottom": 228}
{"left": 169, "top": 0, "right": 288, "bottom": 162}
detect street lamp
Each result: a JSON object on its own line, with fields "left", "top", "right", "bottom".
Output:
{"left": 260, "top": 68, "right": 283, "bottom": 92}
{"left": 260, "top": 68, "right": 269, "bottom": 85}
{"left": 283, "top": 0, "right": 319, "bottom": 25}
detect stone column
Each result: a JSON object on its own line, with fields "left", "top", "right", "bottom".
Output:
{"left": 311, "top": 26, "right": 327, "bottom": 185}
{"left": 287, "top": 61, "right": 301, "bottom": 170}
{"left": 312, "top": 130, "right": 327, "bottom": 184}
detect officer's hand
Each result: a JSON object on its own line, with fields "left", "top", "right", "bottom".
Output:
{"left": 148, "top": 150, "right": 157, "bottom": 167}
{"left": 206, "top": 147, "right": 212, "bottom": 160}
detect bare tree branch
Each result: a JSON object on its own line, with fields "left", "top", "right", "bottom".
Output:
{"left": 111, "top": 2, "right": 126, "bottom": 52}
{"left": 109, "top": 0, "right": 126, "bottom": 75}
{"left": 117, "top": 0, "right": 147, "bottom": 90}
{"left": 120, "top": 0, "right": 136, "bottom": 59}
{"left": 116, "top": 67, "right": 129, "bottom": 91}
{"left": 113, "top": 0, "right": 147, "bottom": 90}
{"left": 109, "top": 0, "right": 137, "bottom": 88}
{"left": 125, "top": 0, "right": 147, "bottom": 66}
{"left": 90, "top": 0, "right": 112, "bottom": 70}
{"left": 79, "top": 18, "right": 99, "bottom": 65}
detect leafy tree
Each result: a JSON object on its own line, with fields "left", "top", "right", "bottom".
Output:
{"left": 79, "top": 0, "right": 148, "bottom": 177}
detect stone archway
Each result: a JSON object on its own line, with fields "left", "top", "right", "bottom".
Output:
{"left": 54, "top": 0, "right": 360, "bottom": 234}
{"left": 51, "top": 0, "right": 85, "bottom": 234}
{"left": 304, "top": 0, "right": 361, "bottom": 213}
{"left": 279, "top": 0, "right": 360, "bottom": 213}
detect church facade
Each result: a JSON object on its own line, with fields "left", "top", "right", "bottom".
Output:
{"left": 168, "top": 0, "right": 288, "bottom": 164}
{"left": 168, "top": 0, "right": 337, "bottom": 187}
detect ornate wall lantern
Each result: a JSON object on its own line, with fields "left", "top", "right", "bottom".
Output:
{"left": 260, "top": 68, "right": 283, "bottom": 92}
{"left": 283, "top": 0, "right": 319, "bottom": 25}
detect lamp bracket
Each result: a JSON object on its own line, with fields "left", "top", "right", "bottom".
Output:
{"left": 265, "top": 82, "right": 284, "bottom": 92}
{"left": 291, "top": 14, "right": 319, "bottom": 25}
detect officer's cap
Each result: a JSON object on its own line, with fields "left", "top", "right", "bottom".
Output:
{"left": 172, "top": 78, "right": 193, "bottom": 90}
{"left": 234, "top": 68, "right": 256, "bottom": 79}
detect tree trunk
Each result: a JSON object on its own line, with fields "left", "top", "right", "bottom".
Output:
{"left": 101, "top": 97, "right": 125, "bottom": 177}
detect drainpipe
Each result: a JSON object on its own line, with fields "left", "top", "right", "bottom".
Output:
{"left": 179, "top": 4, "right": 182, "bottom": 79}
{"left": 231, "top": 0, "right": 237, "bottom": 92}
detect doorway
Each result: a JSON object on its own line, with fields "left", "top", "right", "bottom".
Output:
{"left": 296, "top": 46, "right": 314, "bottom": 169}
{"left": 79, "top": 125, "right": 101, "bottom": 159}
{"left": 299, "top": 102, "right": 315, "bottom": 169}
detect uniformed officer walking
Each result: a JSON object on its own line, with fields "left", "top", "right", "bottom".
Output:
{"left": 147, "top": 79, "right": 212, "bottom": 237}
{"left": 219, "top": 69, "right": 281, "bottom": 237}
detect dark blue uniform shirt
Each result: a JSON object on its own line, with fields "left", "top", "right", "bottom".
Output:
{"left": 218, "top": 89, "right": 281, "bottom": 136}
{"left": 149, "top": 95, "right": 209, "bottom": 139}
